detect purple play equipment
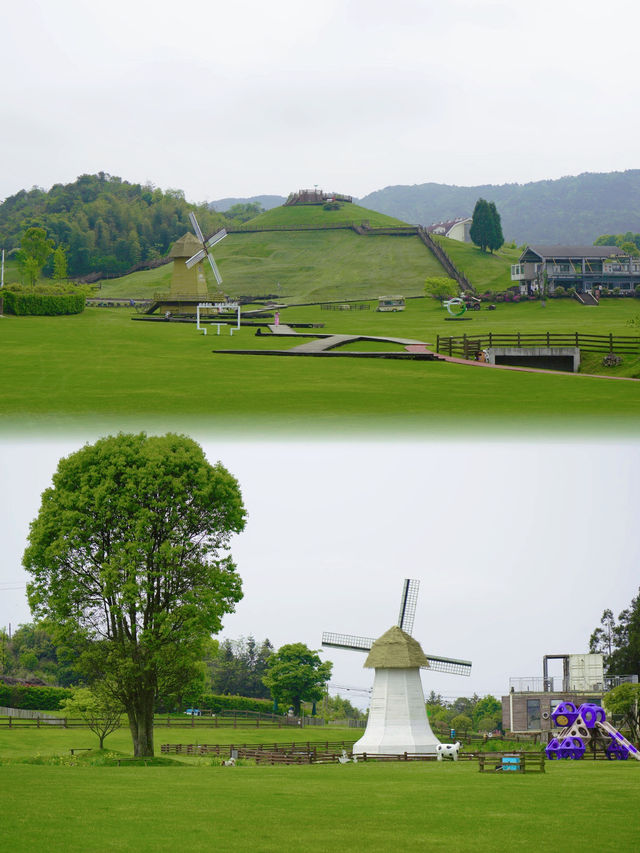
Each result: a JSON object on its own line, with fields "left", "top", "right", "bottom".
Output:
{"left": 579, "top": 703, "right": 606, "bottom": 727}
{"left": 550, "top": 701, "right": 579, "bottom": 728}
{"left": 547, "top": 701, "right": 640, "bottom": 762}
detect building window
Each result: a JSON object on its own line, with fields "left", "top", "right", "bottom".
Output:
{"left": 527, "top": 699, "right": 541, "bottom": 730}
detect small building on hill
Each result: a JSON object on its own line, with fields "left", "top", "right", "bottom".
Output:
{"left": 511, "top": 245, "right": 640, "bottom": 295}
{"left": 426, "top": 217, "right": 472, "bottom": 243}
{"left": 285, "top": 189, "right": 353, "bottom": 206}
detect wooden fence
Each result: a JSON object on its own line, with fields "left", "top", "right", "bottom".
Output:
{"left": 0, "top": 710, "right": 361, "bottom": 730}
{"left": 161, "top": 739, "right": 356, "bottom": 757}
{"left": 436, "top": 331, "right": 640, "bottom": 359}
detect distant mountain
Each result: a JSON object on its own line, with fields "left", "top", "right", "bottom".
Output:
{"left": 209, "top": 195, "right": 285, "bottom": 213}
{"left": 358, "top": 170, "right": 640, "bottom": 244}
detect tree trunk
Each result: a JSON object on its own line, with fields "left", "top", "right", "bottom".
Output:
{"left": 127, "top": 692, "right": 155, "bottom": 757}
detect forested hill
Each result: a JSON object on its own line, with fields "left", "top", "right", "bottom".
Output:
{"left": 0, "top": 173, "right": 228, "bottom": 278}
{"left": 359, "top": 170, "right": 640, "bottom": 244}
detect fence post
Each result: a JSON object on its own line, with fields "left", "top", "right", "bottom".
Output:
{"left": 609, "top": 332, "right": 613, "bottom": 352}
{"left": 463, "top": 333, "right": 467, "bottom": 359}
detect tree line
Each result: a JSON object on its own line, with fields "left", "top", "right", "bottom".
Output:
{"left": 0, "top": 172, "right": 258, "bottom": 280}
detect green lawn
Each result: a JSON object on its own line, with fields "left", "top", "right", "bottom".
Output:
{"left": 1, "top": 753, "right": 638, "bottom": 852}
{"left": 1, "top": 299, "right": 639, "bottom": 435}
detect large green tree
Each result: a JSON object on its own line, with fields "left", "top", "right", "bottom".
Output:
{"left": 589, "top": 589, "right": 640, "bottom": 677}
{"left": 469, "top": 198, "right": 503, "bottom": 253}
{"left": 262, "top": 643, "right": 332, "bottom": 715}
{"left": 23, "top": 433, "right": 246, "bottom": 756}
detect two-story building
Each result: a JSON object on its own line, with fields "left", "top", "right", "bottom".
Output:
{"left": 501, "top": 652, "right": 637, "bottom": 735}
{"left": 511, "top": 245, "right": 640, "bottom": 295}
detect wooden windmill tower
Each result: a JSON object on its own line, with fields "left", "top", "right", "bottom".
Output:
{"left": 168, "top": 213, "right": 228, "bottom": 300}
{"left": 323, "top": 579, "right": 471, "bottom": 755}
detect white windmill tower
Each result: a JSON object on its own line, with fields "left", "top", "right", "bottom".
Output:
{"left": 185, "top": 212, "right": 228, "bottom": 288}
{"left": 323, "top": 579, "right": 471, "bottom": 756}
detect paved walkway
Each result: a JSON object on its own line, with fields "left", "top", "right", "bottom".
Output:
{"left": 288, "top": 334, "right": 429, "bottom": 353}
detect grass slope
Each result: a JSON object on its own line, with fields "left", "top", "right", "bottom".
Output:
{"left": 96, "top": 230, "right": 445, "bottom": 302}
{"left": 432, "top": 235, "right": 521, "bottom": 292}
{"left": 245, "top": 200, "right": 408, "bottom": 228}
{"left": 1, "top": 299, "right": 639, "bottom": 434}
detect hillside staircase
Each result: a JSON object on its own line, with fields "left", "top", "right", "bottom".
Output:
{"left": 417, "top": 227, "right": 474, "bottom": 293}
{"left": 574, "top": 291, "right": 599, "bottom": 306}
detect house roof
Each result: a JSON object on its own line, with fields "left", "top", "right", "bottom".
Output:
{"left": 524, "top": 245, "right": 626, "bottom": 261}
{"left": 426, "top": 217, "right": 471, "bottom": 235}
{"left": 364, "top": 625, "right": 430, "bottom": 669}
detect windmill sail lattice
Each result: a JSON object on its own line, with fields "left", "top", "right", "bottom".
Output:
{"left": 185, "top": 212, "right": 227, "bottom": 286}
{"left": 322, "top": 579, "right": 471, "bottom": 677}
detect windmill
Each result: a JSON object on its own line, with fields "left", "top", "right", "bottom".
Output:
{"left": 323, "top": 579, "right": 471, "bottom": 755}
{"left": 185, "top": 212, "right": 228, "bottom": 287}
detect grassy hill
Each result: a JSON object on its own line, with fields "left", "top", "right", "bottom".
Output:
{"left": 245, "top": 201, "right": 407, "bottom": 229}
{"left": 96, "top": 202, "right": 448, "bottom": 302}
{"left": 432, "top": 236, "right": 520, "bottom": 292}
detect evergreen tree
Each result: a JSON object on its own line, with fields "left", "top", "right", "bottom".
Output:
{"left": 487, "top": 201, "right": 504, "bottom": 253}
{"left": 470, "top": 199, "right": 503, "bottom": 253}
{"left": 469, "top": 198, "right": 493, "bottom": 252}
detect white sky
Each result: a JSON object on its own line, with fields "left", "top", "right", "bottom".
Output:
{"left": 2, "top": 436, "right": 638, "bottom": 706}
{"left": 2, "top": 0, "right": 640, "bottom": 203}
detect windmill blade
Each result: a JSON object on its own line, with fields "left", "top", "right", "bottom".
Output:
{"left": 421, "top": 655, "right": 472, "bottom": 677}
{"left": 397, "top": 578, "right": 420, "bottom": 635}
{"left": 189, "top": 212, "right": 205, "bottom": 244}
{"left": 206, "top": 252, "right": 223, "bottom": 286}
{"left": 206, "top": 228, "right": 227, "bottom": 249}
{"left": 185, "top": 249, "right": 207, "bottom": 269}
{"left": 322, "top": 632, "right": 375, "bottom": 653}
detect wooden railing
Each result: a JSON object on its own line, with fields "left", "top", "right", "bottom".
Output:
{"left": 436, "top": 331, "right": 640, "bottom": 359}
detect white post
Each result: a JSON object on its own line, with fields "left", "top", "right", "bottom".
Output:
{"left": 196, "top": 304, "right": 201, "bottom": 330}
{"left": 1, "top": 249, "right": 4, "bottom": 288}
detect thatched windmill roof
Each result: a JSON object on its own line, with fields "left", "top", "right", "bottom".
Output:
{"left": 169, "top": 233, "right": 202, "bottom": 259}
{"left": 364, "top": 625, "right": 430, "bottom": 669}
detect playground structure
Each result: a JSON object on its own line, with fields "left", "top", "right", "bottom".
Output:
{"left": 545, "top": 701, "right": 640, "bottom": 761}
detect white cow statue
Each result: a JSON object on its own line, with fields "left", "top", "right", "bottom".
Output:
{"left": 436, "top": 742, "right": 461, "bottom": 761}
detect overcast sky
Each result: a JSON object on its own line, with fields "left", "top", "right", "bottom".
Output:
{"left": 2, "top": 436, "right": 638, "bottom": 706}
{"left": 2, "top": 0, "right": 640, "bottom": 204}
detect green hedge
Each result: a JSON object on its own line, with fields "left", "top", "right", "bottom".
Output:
{"left": 3, "top": 291, "right": 85, "bottom": 315}
{"left": 0, "top": 682, "right": 73, "bottom": 710}
{"left": 199, "top": 694, "right": 274, "bottom": 714}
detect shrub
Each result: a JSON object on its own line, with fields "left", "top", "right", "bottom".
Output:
{"left": 634, "top": 285, "right": 640, "bottom": 298}
{"left": 613, "top": 287, "right": 621, "bottom": 296}
{"left": 3, "top": 290, "right": 85, "bottom": 316}
{"left": 0, "top": 681, "right": 73, "bottom": 710}
{"left": 554, "top": 286, "right": 566, "bottom": 297}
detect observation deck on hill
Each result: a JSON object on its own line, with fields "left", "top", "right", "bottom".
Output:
{"left": 285, "top": 189, "right": 353, "bottom": 205}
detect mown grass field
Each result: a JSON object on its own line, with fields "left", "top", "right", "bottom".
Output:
{"left": 1, "top": 724, "right": 638, "bottom": 852}
{"left": 1, "top": 298, "right": 639, "bottom": 435}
